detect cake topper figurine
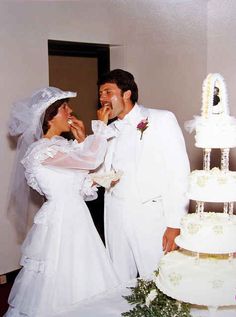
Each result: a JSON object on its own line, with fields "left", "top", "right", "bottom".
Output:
{"left": 213, "top": 86, "right": 220, "bottom": 106}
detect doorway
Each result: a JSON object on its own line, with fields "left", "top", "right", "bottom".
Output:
{"left": 48, "top": 40, "right": 110, "bottom": 133}
{"left": 48, "top": 40, "right": 110, "bottom": 242}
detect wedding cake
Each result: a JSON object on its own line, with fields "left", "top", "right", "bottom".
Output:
{"left": 156, "top": 73, "right": 236, "bottom": 309}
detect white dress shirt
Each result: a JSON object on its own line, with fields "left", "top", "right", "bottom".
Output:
{"left": 111, "top": 105, "right": 141, "bottom": 199}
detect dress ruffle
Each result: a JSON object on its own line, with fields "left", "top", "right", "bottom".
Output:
{"left": 21, "top": 137, "right": 72, "bottom": 194}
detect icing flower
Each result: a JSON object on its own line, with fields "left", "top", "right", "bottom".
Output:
{"left": 137, "top": 117, "right": 148, "bottom": 140}
{"left": 145, "top": 289, "right": 158, "bottom": 307}
{"left": 211, "top": 280, "right": 224, "bottom": 289}
{"left": 168, "top": 272, "right": 182, "bottom": 286}
{"left": 187, "top": 223, "right": 201, "bottom": 234}
{"left": 213, "top": 225, "right": 223, "bottom": 234}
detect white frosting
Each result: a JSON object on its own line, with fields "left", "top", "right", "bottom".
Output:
{"left": 160, "top": 73, "right": 236, "bottom": 309}
{"left": 156, "top": 250, "right": 236, "bottom": 306}
{"left": 185, "top": 73, "right": 236, "bottom": 148}
{"left": 188, "top": 168, "right": 236, "bottom": 202}
{"left": 201, "top": 73, "right": 228, "bottom": 118}
{"left": 175, "top": 212, "right": 236, "bottom": 254}
{"left": 194, "top": 115, "right": 236, "bottom": 148}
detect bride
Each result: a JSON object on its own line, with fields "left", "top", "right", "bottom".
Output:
{"left": 5, "top": 87, "right": 120, "bottom": 316}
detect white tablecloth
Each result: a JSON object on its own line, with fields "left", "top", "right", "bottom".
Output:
{"left": 53, "top": 280, "right": 236, "bottom": 317}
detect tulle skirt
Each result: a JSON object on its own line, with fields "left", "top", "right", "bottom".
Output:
{"left": 5, "top": 198, "right": 119, "bottom": 317}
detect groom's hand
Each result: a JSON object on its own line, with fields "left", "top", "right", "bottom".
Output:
{"left": 162, "top": 227, "right": 180, "bottom": 254}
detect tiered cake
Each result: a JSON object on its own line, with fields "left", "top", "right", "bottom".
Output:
{"left": 156, "top": 73, "right": 236, "bottom": 309}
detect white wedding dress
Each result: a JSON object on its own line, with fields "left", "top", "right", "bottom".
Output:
{"left": 5, "top": 123, "right": 120, "bottom": 317}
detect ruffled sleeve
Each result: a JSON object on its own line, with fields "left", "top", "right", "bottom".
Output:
{"left": 80, "top": 174, "right": 98, "bottom": 201}
{"left": 91, "top": 120, "right": 116, "bottom": 139}
{"left": 21, "top": 136, "right": 70, "bottom": 194}
{"left": 21, "top": 121, "right": 115, "bottom": 194}
{"left": 41, "top": 120, "right": 115, "bottom": 170}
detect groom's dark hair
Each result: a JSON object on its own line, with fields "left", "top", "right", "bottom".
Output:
{"left": 97, "top": 69, "right": 138, "bottom": 105}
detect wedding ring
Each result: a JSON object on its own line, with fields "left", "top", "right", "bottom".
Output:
{"left": 67, "top": 119, "right": 73, "bottom": 125}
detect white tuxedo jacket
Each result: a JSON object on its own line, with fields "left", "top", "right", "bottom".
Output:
{"left": 103, "top": 104, "right": 190, "bottom": 228}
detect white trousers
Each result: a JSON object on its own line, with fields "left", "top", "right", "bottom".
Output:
{"left": 104, "top": 193, "right": 166, "bottom": 283}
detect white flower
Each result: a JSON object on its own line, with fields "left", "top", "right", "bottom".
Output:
{"left": 145, "top": 289, "right": 157, "bottom": 307}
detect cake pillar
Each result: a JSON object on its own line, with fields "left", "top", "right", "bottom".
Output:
{"left": 223, "top": 201, "right": 234, "bottom": 215}
{"left": 223, "top": 202, "right": 229, "bottom": 214}
{"left": 208, "top": 306, "right": 218, "bottom": 316}
{"left": 196, "top": 201, "right": 204, "bottom": 214}
{"left": 229, "top": 201, "right": 234, "bottom": 215}
{"left": 221, "top": 148, "right": 229, "bottom": 171}
{"left": 203, "top": 148, "right": 211, "bottom": 171}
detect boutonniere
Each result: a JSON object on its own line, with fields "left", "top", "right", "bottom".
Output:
{"left": 137, "top": 117, "right": 148, "bottom": 140}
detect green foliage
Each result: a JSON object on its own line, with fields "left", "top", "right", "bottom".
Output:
{"left": 122, "top": 272, "right": 192, "bottom": 317}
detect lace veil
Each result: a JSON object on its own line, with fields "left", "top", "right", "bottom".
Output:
{"left": 8, "top": 87, "right": 77, "bottom": 238}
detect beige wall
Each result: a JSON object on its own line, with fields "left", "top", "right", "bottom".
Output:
{"left": 0, "top": 0, "right": 235, "bottom": 273}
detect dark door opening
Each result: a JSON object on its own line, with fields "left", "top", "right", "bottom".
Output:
{"left": 48, "top": 40, "right": 110, "bottom": 243}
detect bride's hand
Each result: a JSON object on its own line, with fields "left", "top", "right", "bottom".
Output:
{"left": 97, "top": 105, "right": 111, "bottom": 125}
{"left": 69, "top": 117, "right": 86, "bottom": 142}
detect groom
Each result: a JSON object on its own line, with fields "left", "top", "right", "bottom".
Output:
{"left": 97, "top": 69, "right": 190, "bottom": 282}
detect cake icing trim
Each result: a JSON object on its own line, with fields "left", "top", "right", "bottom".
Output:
{"left": 201, "top": 73, "right": 228, "bottom": 118}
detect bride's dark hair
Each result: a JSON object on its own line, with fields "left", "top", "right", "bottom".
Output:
{"left": 42, "top": 98, "right": 69, "bottom": 134}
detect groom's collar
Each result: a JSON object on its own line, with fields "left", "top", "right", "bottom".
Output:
{"left": 112, "top": 104, "right": 149, "bottom": 131}
{"left": 122, "top": 104, "right": 149, "bottom": 127}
